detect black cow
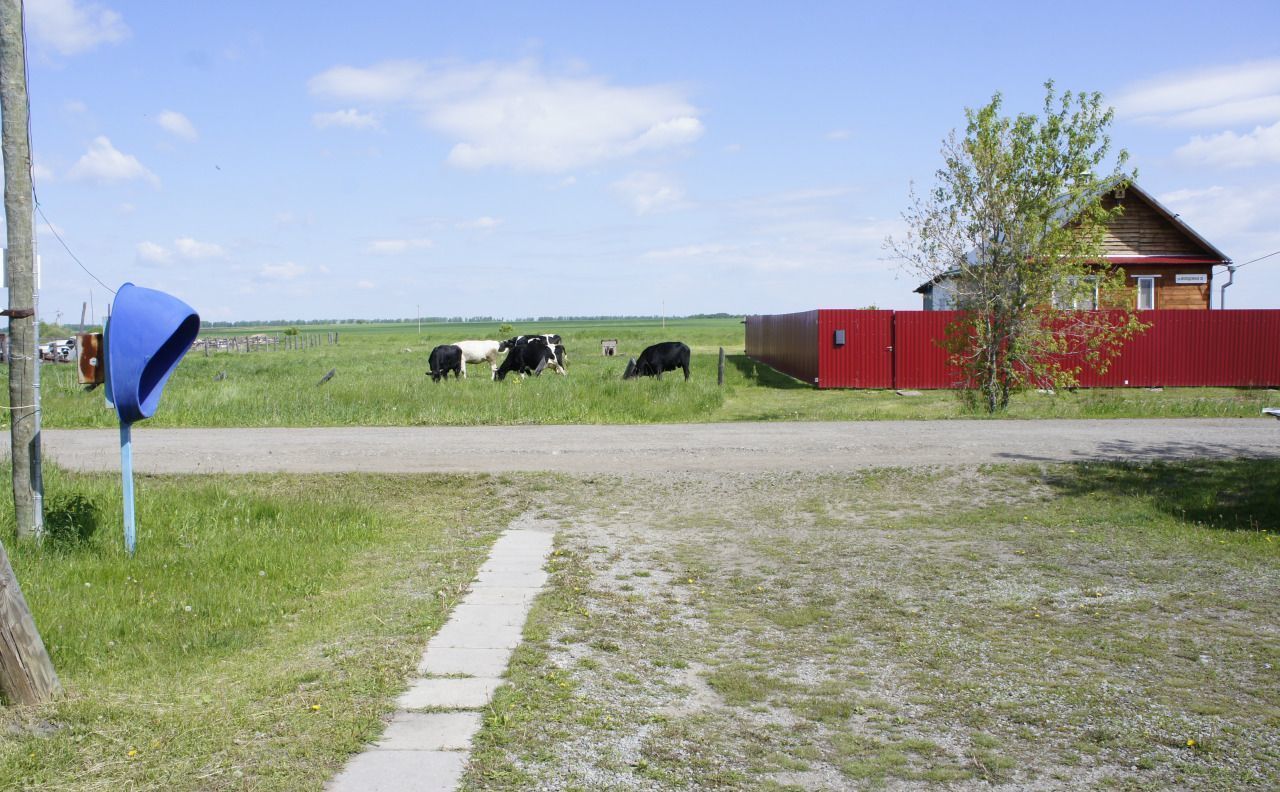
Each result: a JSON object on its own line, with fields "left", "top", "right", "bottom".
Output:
{"left": 506, "top": 333, "right": 562, "bottom": 347}
{"left": 427, "top": 344, "right": 463, "bottom": 381}
{"left": 495, "top": 337, "right": 558, "bottom": 380}
{"left": 623, "top": 341, "right": 690, "bottom": 380}
{"left": 499, "top": 335, "right": 567, "bottom": 376}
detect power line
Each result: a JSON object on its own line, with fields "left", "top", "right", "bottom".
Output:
{"left": 1214, "top": 249, "right": 1280, "bottom": 273}
{"left": 34, "top": 202, "right": 116, "bottom": 295}
{"left": 21, "top": 15, "right": 114, "bottom": 300}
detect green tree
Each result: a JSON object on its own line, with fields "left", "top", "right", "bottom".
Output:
{"left": 890, "top": 82, "right": 1145, "bottom": 412}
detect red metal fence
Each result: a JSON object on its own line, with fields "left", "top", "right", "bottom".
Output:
{"left": 745, "top": 309, "right": 1280, "bottom": 389}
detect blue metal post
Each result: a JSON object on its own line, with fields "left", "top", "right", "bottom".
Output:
{"left": 120, "top": 421, "right": 135, "bottom": 555}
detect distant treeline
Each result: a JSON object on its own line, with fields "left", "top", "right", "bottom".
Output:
{"left": 200, "top": 313, "right": 741, "bottom": 328}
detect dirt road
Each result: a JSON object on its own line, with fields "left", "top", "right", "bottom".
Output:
{"left": 33, "top": 418, "right": 1280, "bottom": 474}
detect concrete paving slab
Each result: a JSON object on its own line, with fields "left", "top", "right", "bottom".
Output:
{"left": 418, "top": 646, "right": 514, "bottom": 678}
{"left": 430, "top": 619, "right": 524, "bottom": 650}
{"left": 398, "top": 677, "right": 503, "bottom": 710}
{"left": 376, "top": 711, "right": 482, "bottom": 751}
{"left": 445, "top": 601, "right": 531, "bottom": 628}
{"left": 327, "top": 749, "right": 467, "bottom": 792}
{"left": 489, "top": 536, "right": 554, "bottom": 553}
{"left": 472, "top": 568, "right": 548, "bottom": 588}
{"left": 463, "top": 585, "right": 542, "bottom": 606}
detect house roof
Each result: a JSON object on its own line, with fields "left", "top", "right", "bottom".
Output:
{"left": 912, "top": 180, "right": 1231, "bottom": 293}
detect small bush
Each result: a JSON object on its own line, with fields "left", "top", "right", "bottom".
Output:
{"left": 498, "top": 323, "right": 514, "bottom": 337}
{"left": 44, "top": 494, "right": 100, "bottom": 549}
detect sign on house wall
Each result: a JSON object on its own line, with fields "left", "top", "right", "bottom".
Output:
{"left": 1175, "top": 274, "right": 1208, "bottom": 284}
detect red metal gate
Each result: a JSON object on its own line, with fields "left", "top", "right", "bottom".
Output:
{"left": 817, "top": 310, "right": 894, "bottom": 389}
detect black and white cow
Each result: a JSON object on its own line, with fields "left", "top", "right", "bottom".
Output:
{"left": 500, "top": 334, "right": 567, "bottom": 376}
{"left": 495, "top": 336, "right": 559, "bottom": 380}
{"left": 623, "top": 341, "right": 690, "bottom": 381}
{"left": 427, "top": 344, "right": 463, "bottom": 381}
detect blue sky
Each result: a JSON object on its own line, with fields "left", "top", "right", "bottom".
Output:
{"left": 12, "top": 0, "right": 1280, "bottom": 323}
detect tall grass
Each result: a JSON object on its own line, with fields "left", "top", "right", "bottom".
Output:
{"left": 15, "top": 317, "right": 1280, "bottom": 427}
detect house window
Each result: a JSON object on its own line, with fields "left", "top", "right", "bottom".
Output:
{"left": 1136, "top": 276, "right": 1156, "bottom": 310}
{"left": 1053, "top": 276, "right": 1099, "bottom": 310}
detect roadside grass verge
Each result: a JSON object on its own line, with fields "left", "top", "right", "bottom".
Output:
{"left": 0, "top": 466, "right": 528, "bottom": 791}
{"left": 466, "top": 461, "right": 1280, "bottom": 790}
{"left": 18, "top": 317, "right": 1280, "bottom": 427}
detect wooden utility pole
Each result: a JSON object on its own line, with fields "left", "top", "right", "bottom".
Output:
{"left": 0, "top": 0, "right": 61, "bottom": 706}
{"left": 1, "top": 0, "right": 42, "bottom": 540}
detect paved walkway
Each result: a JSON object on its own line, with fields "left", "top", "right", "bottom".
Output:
{"left": 327, "top": 525, "right": 555, "bottom": 792}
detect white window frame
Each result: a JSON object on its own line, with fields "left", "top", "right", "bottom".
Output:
{"left": 1135, "top": 276, "right": 1157, "bottom": 310}
{"left": 1053, "top": 276, "right": 1099, "bottom": 310}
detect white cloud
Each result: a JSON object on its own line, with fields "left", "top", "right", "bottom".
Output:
{"left": 1115, "top": 59, "right": 1280, "bottom": 127}
{"left": 356, "top": 280, "right": 376, "bottom": 290}
{"left": 368, "top": 238, "right": 433, "bottom": 254}
{"left": 64, "top": 99, "right": 88, "bottom": 114}
{"left": 173, "top": 237, "right": 224, "bottom": 258}
{"left": 32, "top": 161, "right": 54, "bottom": 183}
{"left": 1158, "top": 183, "right": 1280, "bottom": 239}
{"left": 312, "top": 108, "right": 380, "bottom": 130}
{"left": 156, "top": 110, "right": 198, "bottom": 141}
{"left": 611, "top": 171, "right": 685, "bottom": 215}
{"left": 260, "top": 261, "right": 304, "bottom": 280}
{"left": 457, "top": 216, "right": 500, "bottom": 231}
{"left": 825, "top": 128, "right": 853, "bottom": 140}
{"left": 642, "top": 243, "right": 737, "bottom": 260}
{"left": 67, "top": 136, "right": 158, "bottom": 186}
{"left": 310, "top": 58, "right": 703, "bottom": 172}
{"left": 1176, "top": 121, "right": 1280, "bottom": 167}
{"left": 136, "top": 241, "right": 170, "bottom": 263}
{"left": 135, "top": 237, "right": 225, "bottom": 264}
{"left": 308, "top": 60, "right": 427, "bottom": 103}
{"left": 28, "top": 0, "right": 129, "bottom": 56}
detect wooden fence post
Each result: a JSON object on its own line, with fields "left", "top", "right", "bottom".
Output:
{"left": 718, "top": 347, "right": 725, "bottom": 386}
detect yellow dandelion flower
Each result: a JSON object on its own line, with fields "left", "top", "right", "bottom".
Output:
{"left": 310, "top": 704, "right": 321, "bottom": 711}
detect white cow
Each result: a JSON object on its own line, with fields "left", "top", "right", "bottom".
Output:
{"left": 451, "top": 339, "right": 505, "bottom": 380}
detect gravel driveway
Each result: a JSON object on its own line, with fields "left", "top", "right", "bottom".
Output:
{"left": 34, "top": 418, "right": 1280, "bottom": 474}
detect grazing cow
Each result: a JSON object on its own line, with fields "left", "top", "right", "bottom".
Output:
{"left": 495, "top": 337, "right": 560, "bottom": 380}
{"left": 451, "top": 339, "right": 506, "bottom": 380}
{"left": 427, "top": 344, "right": 463, "bottom": 381}
{"left": 623, "top": 341, "right": 690, "bottom": 380}
{"left": 501, "top": 335, "right": 567, "bottom": 375}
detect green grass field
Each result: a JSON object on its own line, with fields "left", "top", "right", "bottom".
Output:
{"left": 16, "top": 317, "right": 1280, "bottom": 427}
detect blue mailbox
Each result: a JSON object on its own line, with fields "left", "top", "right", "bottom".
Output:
{"left": 105, "top": 283, "right": 199, "bottom": 553}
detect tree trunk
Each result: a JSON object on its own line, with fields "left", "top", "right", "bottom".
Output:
{"left": 0, "top": 543, "right": 60, "bottom": 704}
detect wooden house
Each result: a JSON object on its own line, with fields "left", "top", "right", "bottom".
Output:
{"left": 915, "top": 182, "right": 1231, "bottom": 310}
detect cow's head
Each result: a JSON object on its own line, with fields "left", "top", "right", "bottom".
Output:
{"left": 622, "top": 358, "right": 637, "bottom": 379}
